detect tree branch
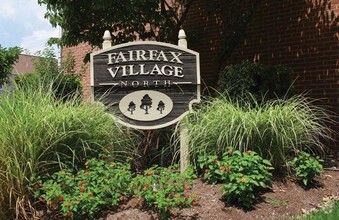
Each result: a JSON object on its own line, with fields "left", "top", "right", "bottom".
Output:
{"left": 164, "top": 0, "right": 180, "bottom": 24}
{"left": 177, "top": 0, "right": 194, "bottom": 29}
{"left": 217, "top": 0, "right": 261, "bottom": 74}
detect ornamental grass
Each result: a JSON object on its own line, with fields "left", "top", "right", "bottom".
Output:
{"left": 185, "top": 94, "right": 333, "bottom": 170}
{"left": 0, "top": 83, "right": 136, "bottom": 219}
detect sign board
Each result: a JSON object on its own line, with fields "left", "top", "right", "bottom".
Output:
{"left": 90, "top": 41, "right": 200, "bottom": 130}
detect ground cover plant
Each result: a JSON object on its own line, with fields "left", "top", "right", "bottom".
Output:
{"left": 197, "top": 148, "right": 274, "bottom": 208}
{"left": 289, "top": 151, "right": 324, "bottom": 186}
{"left": 186, "top": 95, "right": 332, "bottom": 170}
{"left": 130, "top": 165, "right": 197, "bottom": 219}
{"left": 0, "top": 84, "right": 136, "bottom": 219}
{"left": 32, "top": 156, "right": 132, "bottom": 218}
{"left": 31, "top": 159, "right": 196, "bottom": 219}
{"left": 30, "top": 149, "right": 329, "bottom": 219}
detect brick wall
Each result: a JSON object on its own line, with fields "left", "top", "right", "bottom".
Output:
{"left": 62, "top": 43, "right": 92, "bottom": 100}
{"left": 229, "top": 0, "right": 338, "bottom": 153}
{"left": 184, "top": 0, "right": 338, "bottom": 152}
{"left": 64, "top": 0, "right": 338, "bottom": 151}
{"left": 226, "top": 0, "right": 338, "bottom": 108}
{"left": 181, "top": 0, "right": 226, "bottom": 88}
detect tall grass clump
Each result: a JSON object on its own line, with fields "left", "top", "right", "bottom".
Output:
{"left": 186, "top": 94, "right": 332, "bottom": 170}
{"left": 0, "top": 84, "right": 137, "bottom": 219}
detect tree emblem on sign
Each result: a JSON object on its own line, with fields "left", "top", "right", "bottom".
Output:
{"left": 127, "top": 101, "right": 136, "bottom": 115}
{"left": 157, "top": 101, "right": 165, "bottom": 114}
{"left": 140, "top": 94, "right": 152, "bottom": 114}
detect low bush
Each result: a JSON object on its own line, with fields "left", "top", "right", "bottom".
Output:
{"left": 14, "top": 72, "right": 39, "bottom": 87}
{"left": 289, "top": 151, "right": 323, "bottom": 186}
{"left": 197, "top": 154, "right": 224, "bottom": 184}
{"left": 221, "top": 148, "right": 273, "bottom": 208}
{"left": 130, "top": 166, "right": 196, "bottom": 219}
{"left": 186, "top": 95, "right": 332, "bottom": 170}
{"left": 32, "top": 162, "right": 196, "bottom": 219}
{"left": 32, "top": 156, "right": 132, "bottom": 218}
{"left": 218, "top": 60, "right": 292, "bottom": 101}
{"left": 197, "top": 148, "right": 273, "bottom": 208}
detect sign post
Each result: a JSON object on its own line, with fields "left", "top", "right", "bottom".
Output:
{"left": 178, "top": 30, "right": 190, "bottom": 173}
{"left": 90, "top": 30, "right": 200, "bottom": 172}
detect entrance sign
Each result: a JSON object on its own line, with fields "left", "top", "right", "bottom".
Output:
{"left": 90, "top": 39, "right": 200, "bottom": 130}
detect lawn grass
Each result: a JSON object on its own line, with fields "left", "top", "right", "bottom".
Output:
{"left": 296, "top": 200, "right": 339, "bottom": 220}
{"left": 307, "top": 200, "right": 339, "bottom": 220}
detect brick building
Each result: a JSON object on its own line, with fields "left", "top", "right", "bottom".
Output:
{"left": 63, "top": 0, "right": 338, "bottom": 151}
{"left": 0, "top": 54, "right": 39, "bottom": 92}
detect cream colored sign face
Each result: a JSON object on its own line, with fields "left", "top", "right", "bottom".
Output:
{"left": 119, "top": 90, "right": 173, "bottom": 121}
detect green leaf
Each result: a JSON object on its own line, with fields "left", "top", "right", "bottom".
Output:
{"left": 262, "top": 159, "right": 272, "bottom": 166}
{"left": 302, "top": 179, "right": 308, "bottom": 186}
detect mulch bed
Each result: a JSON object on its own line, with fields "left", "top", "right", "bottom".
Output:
{"left": 100, "top": 170, "right": 339, "bottom": 220}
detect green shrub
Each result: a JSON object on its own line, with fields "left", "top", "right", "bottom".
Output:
{"left": 186, "top": 95, "right": 332, "bottom": 170}
{"left": 14, "top": 48, "right": 82, "bottom": 101}
{"left": 0, "top": 45, "right": 21, "bottom": 85}
{"left": 14, "top": 72, "right": 39, "bottom": 86}
{"left": 218, "top": 60, "right": 292, "bottom": 101}
{"left": 197, "top": 154, "right": 224, "bottom": 184}
{"left": 0, "top": 84, "right": 136, "bottom": 218}
{"left": 32, "top": 156, "right": 132, "bottom": 218}
{"left": 289, "top": 151, "right": 323, "bottom": 186}
{"left": 15, "top": 73, "right": 82, "bottom": 102}
{"left": 53, "top": 50, "right": 83, "bottom": 101}
{"left": 197, "top": 148, "right": 273, "bottom": 208}
{"left": 130, "top": 166, "right": 196, "bottom": 219}
{"left": 54, "top": 74, "right": 82, "bottom": 101}
{"left": 32, "top": 163, "right": 196, "bottom": 219}
{"left": 221, "top": 148, "right": 273, "bottom": 208}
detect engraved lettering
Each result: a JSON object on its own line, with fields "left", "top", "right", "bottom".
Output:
{"left": 132, "top": 81, "right": 139, "bottom": 87}
{"left": 128, "top": 65, "right": 139, "bottom": 76}
{"left": 174, "top": 66, "right": 184, "bottom": 78}
{"left": 156, "top": 51, "right": 168, "bottom": 62}
{"left": 136, "top": 50, "right": 147, "bottom": 61}
{"left": 150, "top": 64, "right": 163, "bottom": 75}
{"left": 169, "top": 52, "right": 183, "bottom": 64}
{"left": 107, "top": 66, "right": 120, "bottom": 78}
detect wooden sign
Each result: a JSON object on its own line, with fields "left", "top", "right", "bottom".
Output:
{"left": 90, "top": 41, "right": 200, "bottom": 130}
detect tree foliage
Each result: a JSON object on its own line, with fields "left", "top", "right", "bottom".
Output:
{"left": 39, "top": 0, "right": 261, "bottom": 75}
{"left": 0, "top": 45, "right": 21, "bottom": 85}
{"left": 39, "top": 0, "right": 193, "bottom": 47}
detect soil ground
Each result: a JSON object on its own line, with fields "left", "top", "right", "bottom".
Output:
{"left": 100, "top": 170, "right": 339, "bottom": 220}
